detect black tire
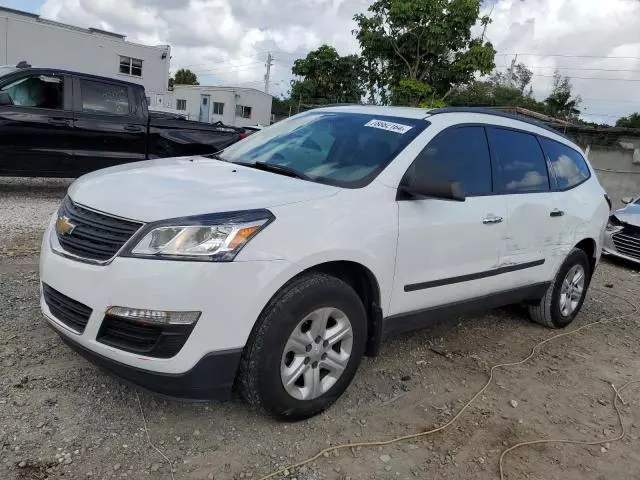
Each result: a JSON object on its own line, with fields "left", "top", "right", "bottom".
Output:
{"left": 528, "top": 248, "right": 591, "bottom": 328}
{"left": 238, "top": 272, "right": 367, "bottom": 420}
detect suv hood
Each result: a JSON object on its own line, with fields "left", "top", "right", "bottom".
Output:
{"left": 68, "top": 157, "right": 340, "bottom": 222}
{"left": 612, "top": 203, "right": 640, "bottom": 228}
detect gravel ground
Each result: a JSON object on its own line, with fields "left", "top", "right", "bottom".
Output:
{"left": 1, "top": 178, "right": 640, "bottom": 480}
{"left": 0, "top": 177, "right": 73, "bottom": 257}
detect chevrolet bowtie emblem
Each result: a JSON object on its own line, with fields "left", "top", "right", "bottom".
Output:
{"left": 56, "top": 215, "right": 76, "bottom": 235}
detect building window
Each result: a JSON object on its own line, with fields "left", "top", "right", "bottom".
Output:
{"left": 176, "top": 99, "right": 187, "bottom": 111}
{"left": 119, "top": 56, "right": 143, "bottom": 77}
{"left": 235, "top": 104, "right": 252, "bottom": 119}
{"left": 213, "top": 102, "right": 224, "bottom": 115}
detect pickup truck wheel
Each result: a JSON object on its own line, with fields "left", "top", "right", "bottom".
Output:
{"left": 528, "top": 248, "right": 591, "bottom": 329}
{"left": 238, "top": 272, "right": 367, "bottom": 420}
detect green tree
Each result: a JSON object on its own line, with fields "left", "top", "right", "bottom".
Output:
{"left": 353, "top": 0, "right": 496, "bottom": 106}
{"left": 447, "top": 62, "right": 547, "bottom": 112}
{"left": 169, "top": 68, "right": 199, "bottom": 89}
{"left": 544, "top": 71, "right": 581, "bottom": 119}
{"left": 271, "top": 95, "right": 295, "bottom": 118}
{"left": 290, "top": 45, "right": 365, "bottom": 105}
{"left": 616, "top": 112, "right": 640, "bottom": 129}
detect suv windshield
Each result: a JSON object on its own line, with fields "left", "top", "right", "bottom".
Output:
{"left": 218, "top": 111, "right": 428, "bottom": 188}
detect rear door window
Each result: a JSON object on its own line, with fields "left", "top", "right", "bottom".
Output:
{"left": 488, "top": 127, "right": 550, "bottom": 193}
{"left": 80, "top": 79, "right": 130, "bottom": 115}
{"left": 538, "top": 137, "right": 590, "bottom": 189}
{"left": 408, "top": 126, "right": 492, "bottom": 196}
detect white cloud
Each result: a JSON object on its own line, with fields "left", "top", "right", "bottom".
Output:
{"left": 39, "top": 0, "right": 640, "bottom": 122}
{"left": 483, "top": 0, "right": 640, "bottom": 124}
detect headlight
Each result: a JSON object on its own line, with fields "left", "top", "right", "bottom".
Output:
{"left": 122, "top": 210, "right": 273, "bottom": 261}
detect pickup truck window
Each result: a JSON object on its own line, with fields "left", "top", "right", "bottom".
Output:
{"left": 80, "top": 79, "right": 130, "bottom": 115}
{"left": 1, "top": 74, "right": 63, "bottom": 109}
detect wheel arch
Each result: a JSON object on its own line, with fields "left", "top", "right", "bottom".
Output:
{"left": 248, "top": 258, "right": 385, "bottom": 361}
{"left": 284, "top": 261, "right": 383, "bottom": 357}
{"left": 574, "top": 237, "right": 597, "bottom": 274}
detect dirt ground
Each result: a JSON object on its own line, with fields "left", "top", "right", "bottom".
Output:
{"left": 1, "top": 177, "right": 640, "bottom": 480}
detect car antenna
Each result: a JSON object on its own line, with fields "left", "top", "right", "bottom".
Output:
{"left": 16, "top": 61, "right": 31, "bottom": 68}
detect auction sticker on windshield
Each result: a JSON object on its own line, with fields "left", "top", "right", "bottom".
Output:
{"left": 364, "top": 119, "right": 413, "bottom": 134}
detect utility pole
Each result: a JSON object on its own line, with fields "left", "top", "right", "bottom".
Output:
{"left": 508, "top": 53, "right": 518, "bottom": 88}
{"left": 264, "top": 52, "right": 273, "bottom": 94}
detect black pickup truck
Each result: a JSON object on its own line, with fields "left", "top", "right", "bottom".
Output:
{"left": 0, "top": 64, "right": 244, "bottom": 177}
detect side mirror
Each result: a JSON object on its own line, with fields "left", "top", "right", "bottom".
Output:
{"left": 621, "top": 197, "right": 633, "bottom": 205}
{"left": 399, "top": 171, "right": 465, "bottom": 202}
{"left": 0, "top": 91, "right": 14, "bottom": 106}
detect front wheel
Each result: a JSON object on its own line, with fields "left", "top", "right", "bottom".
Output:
{"left": 528, "top": 248, "right": 591, "bottom": 328}
{"left": 238, "top": 273, "right": 367, "bottom": 420}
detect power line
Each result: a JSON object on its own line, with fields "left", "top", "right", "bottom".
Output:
{"left": 178, "top": 55, "right": 263, "bottom": 69}
{"left": 497, "top": 64, "right": 640, "bottom": 74}
{"left": 496, "top": 52, "right": 640, "bottom": 60}
{"left": 494, "top": 67, "right": 640, "bottom": 82}
{"left": 532, "top": 73, "right": 640, "bottom": 82}
{"left": 189, "top": 61, "right": 264, "bottom": 72}
{"left": 192, "top": 64, "right": 266, "bottom": 76}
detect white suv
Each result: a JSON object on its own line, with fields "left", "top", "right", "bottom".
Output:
{"left": 40, "top": 106, "right": 610, "bottom": 419}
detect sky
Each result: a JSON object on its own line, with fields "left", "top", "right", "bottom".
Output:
{"left": 4, "top": 0, "right": 640, "bottom": 124}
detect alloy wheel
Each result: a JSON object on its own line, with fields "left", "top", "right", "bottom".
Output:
{"left": 280, "top": 307, "right": 353, "bottom": 400}
{"left": 559, "top": 264, "right": 585, "bottom": 316}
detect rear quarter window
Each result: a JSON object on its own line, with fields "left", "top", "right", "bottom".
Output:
{"left": 538, "top": 137, "right": 590, "bottom": 190}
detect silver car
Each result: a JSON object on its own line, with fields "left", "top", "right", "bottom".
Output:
{"left": 603, "top": 196, "right": 640, "bottom": 265}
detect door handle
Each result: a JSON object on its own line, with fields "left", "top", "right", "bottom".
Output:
{"left": 482, "top": 214, "right": 503, "bottom": 224}
{"left": 550, "top": 209, "right": 565, "bottom": 217}
{"left": 124, "top": 125, "right": 142, "bottom": 132}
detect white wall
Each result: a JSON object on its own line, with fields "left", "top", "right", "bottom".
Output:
{"left": 0, "top": 9, "right": 170, "bottom": 96}
{"left": 165, "top": 86, "right": 273, "bottom": 127}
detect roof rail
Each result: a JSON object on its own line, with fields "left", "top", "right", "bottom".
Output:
{"left": 426, "top": 107, "right": 570, "bottom": 139}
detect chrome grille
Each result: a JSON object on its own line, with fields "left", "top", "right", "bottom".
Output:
{"left": 612, "top": 227, "right": 640, "bottom": 260}
{"left": 56, "top": 197, "right": 142, "bottom": 262}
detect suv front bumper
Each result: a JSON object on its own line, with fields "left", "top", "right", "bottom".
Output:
{"left": 54, "top": 330, "right": 241, "bottom": 400}
{"left": 40, "top": 216, "right": 292, "bottom": 399}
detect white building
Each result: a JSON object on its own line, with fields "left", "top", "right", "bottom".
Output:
{"left": 165, "top": 85, "right": 273, "bottom": 127}
{"left": 0, "top": 6, "right": 170, "bottom": 99}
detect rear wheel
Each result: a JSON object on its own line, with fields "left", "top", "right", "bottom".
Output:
{"left": 528, "top": 248, "right": 591, "bottom": 328}
{"left": 238, "top": 272, "right": 367, "bottom": 420}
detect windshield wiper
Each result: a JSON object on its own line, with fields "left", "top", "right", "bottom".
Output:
{"left": 205, "top": 151, "right": 227, "bottom": 161}
{"left": 237, "top": 161, "right": 310, "bottom": 181}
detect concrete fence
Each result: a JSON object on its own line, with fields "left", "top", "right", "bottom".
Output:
{"left": 563, "top": 131, "right": 640, "bottom": 208}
